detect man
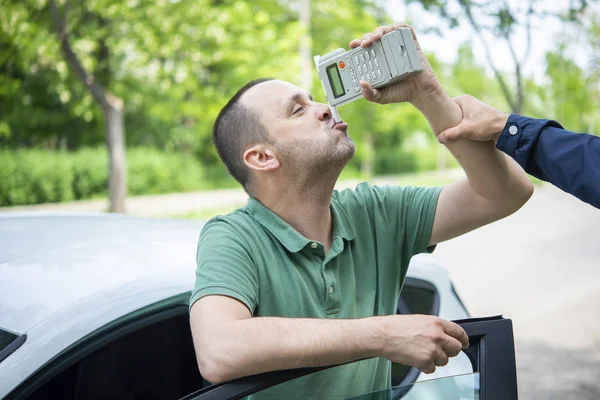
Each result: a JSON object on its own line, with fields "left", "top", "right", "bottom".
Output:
{"left": 437, "top": 95, "right": 600, "bottom": 209}
{"left": 189, "top": 24, "right": 533, "bottom": 399}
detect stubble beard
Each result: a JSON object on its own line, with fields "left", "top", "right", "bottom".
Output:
{"left": 278, "top": 134, "right": 356, "bottom": 188}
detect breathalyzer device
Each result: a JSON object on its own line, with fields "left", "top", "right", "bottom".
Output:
{"left": 314, "top": 28, "right": 422, "bottom": 120}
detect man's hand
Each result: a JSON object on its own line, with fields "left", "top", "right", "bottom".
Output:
{"left": 349, "top": 23, "right": 440, "bottom": 105}
{"left": 377, "top": 314, "right": 469, "bottom": 374}
{"left": 437, "top": 95, "right": 510, "bottom": 144}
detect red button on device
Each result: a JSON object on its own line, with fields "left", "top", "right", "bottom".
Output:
{"left": 339, "top": 61, "right": 345, "bottom": 69}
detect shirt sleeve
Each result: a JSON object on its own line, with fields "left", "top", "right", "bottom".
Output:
{"left": 189, "top": 218, "right": 259, "bottom": 313}
{"left": 496, "top": 114, "right": 600, "bottom": 208}
{"left": 369, "top": 184, "right": 443, "bottom": 256}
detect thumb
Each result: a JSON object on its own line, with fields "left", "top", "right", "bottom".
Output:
{"left": 437, "top": 125, "right": 467, "bottom": 144}
{"left": 360, "top": 80, "right": 381, "bottom": 103}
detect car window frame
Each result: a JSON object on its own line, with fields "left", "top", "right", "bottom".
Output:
{"left": 180, "top": 315, "right": 518, "bottom": 400}
{"left": 393, "top": 277, "right": 441, "bottom": 389}
{"left": 0, "top": 330, "right": 27, "bottom": 364}
{"left": 5, "top": 294, "right": 191, "bottom": 400}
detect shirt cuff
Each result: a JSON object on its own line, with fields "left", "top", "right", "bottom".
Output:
{"left": 496, "top": 114, "right": 563, "bottom": 169}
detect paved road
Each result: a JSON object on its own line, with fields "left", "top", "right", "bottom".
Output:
{"left": 433, "top": 184, "right": 600, "bottom": 399}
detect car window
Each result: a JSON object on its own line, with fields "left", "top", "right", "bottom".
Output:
{"left": 244, "top": 360, "right": 476, "bottom": 400}
{"left": 181, "top": 316, "right": 517, "bottom": 400}
{"left": 0, "top": 328, "right": 26, "bottom": 363}
{"left": 0, "top": 329, "right": 18, "bottom": 353}
{"left": 349, "top": 372, "right": 480, "bottom": 400}
{"left": 13, "top": 307, "right": 205, "bottom": 400}
{"left": 397, "top": 278, "right": 439, "bottom": 316}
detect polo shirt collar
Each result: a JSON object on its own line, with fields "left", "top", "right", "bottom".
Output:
{"left": 247, "top": 196, "right": 356, "bottom": 253}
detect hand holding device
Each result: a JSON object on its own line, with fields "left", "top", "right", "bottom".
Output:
{"left": 314, "top": 25, "right": 423, "bottom": 121}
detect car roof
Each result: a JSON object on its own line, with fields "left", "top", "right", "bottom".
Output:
{"left": 0, "top": 213, "right": 204, "bottom": 334}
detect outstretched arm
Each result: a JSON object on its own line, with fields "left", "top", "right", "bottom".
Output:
{"left": 190, "top": 295, "right": 468, "bottom": 383}
{"left": 437, "top": 95, "right": 600, "bottom": 209}
{"left": 352, "top": 25, "right": 533, "bottom": 246}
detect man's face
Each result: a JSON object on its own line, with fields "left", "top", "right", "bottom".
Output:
{"left": 241, "top": 80, "right": 356, "bottom": 176}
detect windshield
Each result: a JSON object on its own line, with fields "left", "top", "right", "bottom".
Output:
{"left": 347, "top": 373, "right": 480, "bottom": 400}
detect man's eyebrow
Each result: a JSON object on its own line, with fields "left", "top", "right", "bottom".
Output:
{"left": 284, "top": 92, "right": 314, "bottom": 114}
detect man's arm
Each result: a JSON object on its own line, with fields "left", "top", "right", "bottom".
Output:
{"left": 354, "top": 25, "right": 533, "bottom": 246}
{"left": 190, "top": 295, "right": 467, "bottom": 384}
{"left": 412, "top": 92, "right": 534, "bottom": 246}
{"left": 437, "top": 95, "right": 600, "bottom": 209}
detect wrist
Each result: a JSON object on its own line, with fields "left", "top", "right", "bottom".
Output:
{"left": 492, "top": 112, "right": 511, "bottom": 142}
{"left": 411, "top": 86, "right": 462, "bottom": 136}
{"left": 363, "top": 316, "right": 390, "bottom": 358}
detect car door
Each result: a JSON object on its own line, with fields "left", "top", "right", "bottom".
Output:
{"left": 179, "top": 316, "right": 518, "bottom": 400}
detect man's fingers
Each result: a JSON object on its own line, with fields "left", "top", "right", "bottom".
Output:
{"left": 349, "top": 38, "right": 362, "bottom": 49}
{"left": 442, "top": 337, "right": 464, "bottom": 358}
{"left": 434, "top": 350, "right": 449, "bottom": 367}
{"left": 361, "top": 33, "right": 374, "bottom": 47}
{"left": 354, "top": 24, "right": 413, "bottom": 50}
{"left": 392, "top": 22, "right": 416, "bottom": 38}
{"left": 440, "top": 320, "right": 469, "bottom": 349}
{"left": 372, "top": 26, "right": 385, "bottom": 41}
{"left": 360, "top": 80, "right": 380, "bottom": 102}
{"left": 437, "top": 126, "right": 465, "bottom": 144}
{"left": 421, "top": 363, "right": 436, "bottom": 374}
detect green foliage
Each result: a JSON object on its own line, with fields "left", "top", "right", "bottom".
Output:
{"left": 1, "top": 0, "right": 599, "bottom": 207}
{"left": 0, "top": 148, "right": 209, "bottom": 206}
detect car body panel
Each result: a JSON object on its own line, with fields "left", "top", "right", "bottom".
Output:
{"left": 0, "top": 213, "right": 470, "bottom": 398}
{"left": 0, "top": 213, "right": 203, "bottom": 397}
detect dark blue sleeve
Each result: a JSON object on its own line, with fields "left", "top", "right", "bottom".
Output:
{"left": 496, "top": 114, "right": 600, "bottom": 209}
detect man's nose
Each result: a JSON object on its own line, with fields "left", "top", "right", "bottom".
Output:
{"left": 316, "top": 103, "right": 332, "bottom": 121}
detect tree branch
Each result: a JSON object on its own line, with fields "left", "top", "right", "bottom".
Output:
{"left": 458, "top": 0, "right": 518, "bottom": 112}
{"left": 48, "top": 0, "right": 107, "bottom": 107}
{"left": 521, "top": 0, "right": 534, "bottom": 66}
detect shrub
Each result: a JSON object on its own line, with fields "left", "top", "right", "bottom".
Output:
{"left": 0, "top": 148, "right": 210, "bottom": 207}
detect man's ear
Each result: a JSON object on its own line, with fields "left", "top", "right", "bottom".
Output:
{"left": 243, "top": 145, "right": 280, "bottom": 172}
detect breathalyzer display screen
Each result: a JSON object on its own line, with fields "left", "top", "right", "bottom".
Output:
{"left": 326, "top": 63, "right": 345, "bottom": 98}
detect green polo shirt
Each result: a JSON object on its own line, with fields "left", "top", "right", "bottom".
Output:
{"left": 190, "top": 182, "right": 442, "bottom": 399}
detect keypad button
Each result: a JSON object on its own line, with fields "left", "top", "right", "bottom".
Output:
{"left": 371, "top": 49, "right": 376, "bottom": 57}
{"left": 354, "top": 55, "right": 359, "bottom": 64}
{"left": 368, "top": 61, "right": 373, "bottom": 70}
{"left": 363, "top": 63, "right": 367, "bottom": 72}
{"left": 365, "top": 51, "right": 370, "bottom": 60}
{"left": 359, "top": 54, "right": 364, "bottom": 62}
{"left": 357, "top": 65, "right": 362, "bottom": 74}
{"left": 360, "top": 75, "right": 364, "bottom": 81}
{"left": 374, "top": 58, "right": 379, "bottom": 67}
{"left": 377, "top": 69, "right": 382, "bottom": 77}
{"left": 365, "top": 73, "right": 371, "bottom": 81}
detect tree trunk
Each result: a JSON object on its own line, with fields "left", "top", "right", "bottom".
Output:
{"left": 299, "top": 0, "right": 312, "bottom": 90}
{"left": 49, "top": 0, "right": 127, "bottom": 213}
{"left": 103, "top": 94, "right": 127, "bottom": 213}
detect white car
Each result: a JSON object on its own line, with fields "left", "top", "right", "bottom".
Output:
{"left": 0, "top": 213, "right": 516, "bottom": 399}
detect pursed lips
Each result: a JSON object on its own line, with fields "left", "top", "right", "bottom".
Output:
{"left": 331, "top": 119, "right": 348, "bottom": 130}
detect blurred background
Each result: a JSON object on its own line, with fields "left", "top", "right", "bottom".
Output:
{"left": 1, "top": 0, "right": 600, "bottom": 398}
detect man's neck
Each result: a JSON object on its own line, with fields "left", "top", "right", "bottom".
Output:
{"left": 256, "top": 179, "right": 337, "bottom": 253}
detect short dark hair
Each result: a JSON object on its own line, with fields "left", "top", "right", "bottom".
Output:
{"left": 212, "top": 78, "right": 274, "bottom": 194}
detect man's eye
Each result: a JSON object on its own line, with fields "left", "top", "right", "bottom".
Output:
{"left": 293, "top": 106, "right": 305, "bottom": 115}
